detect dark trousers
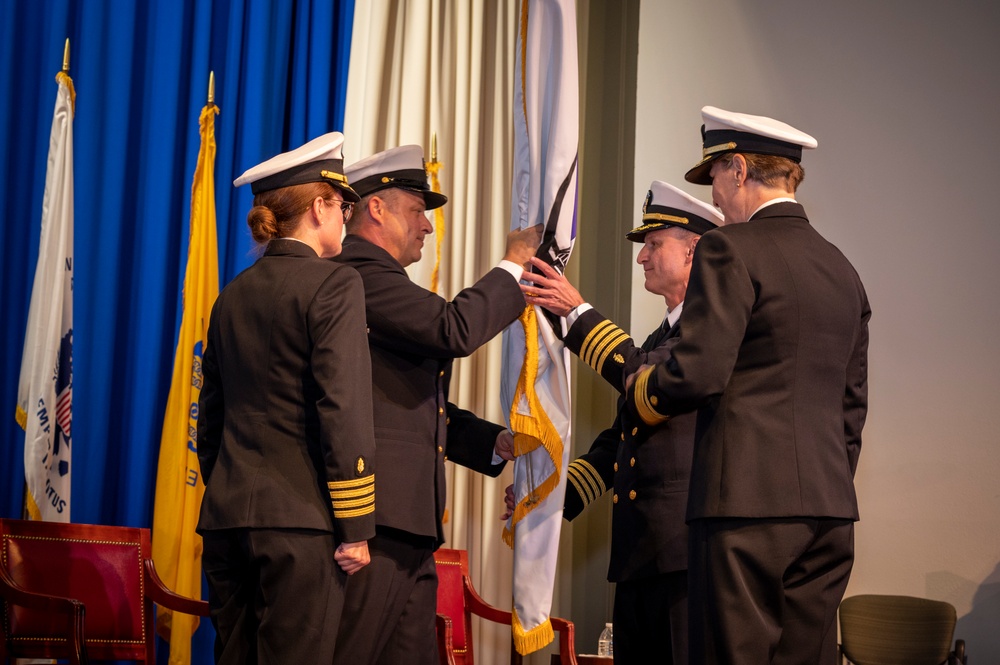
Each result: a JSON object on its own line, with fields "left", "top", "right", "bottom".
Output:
{"left": 201, "top": 527, "right": 345, "bottom": 665}
{"left": 688, "top": 517, "right": 854, "bottom": 665}
{"left": 614, "top": 570, "right": 688, "bottom": 664}
{"left": 333, "top": 529, "right": 439, "bottom": 665}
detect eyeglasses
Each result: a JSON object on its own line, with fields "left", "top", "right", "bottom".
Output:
{"left": 332, "top": 199, "right": 354, "bottom": 222}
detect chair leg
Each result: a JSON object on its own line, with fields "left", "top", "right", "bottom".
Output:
{"left": 509, "top": 637, "right": 523, "bottom": 665}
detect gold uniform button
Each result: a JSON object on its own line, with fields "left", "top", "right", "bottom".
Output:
{"left": 630, "top": 457, "right": 636, "bottom": 467}
{"left": 445, "top": 417, "right": 451, "bottom": 425}
{"left": 613, "top": 462, "right": 619, "bottom": 472}
{"left": 438, "top": 446, "right": 444, "bottom": 453}
{"left": 629, "top": 490, "right": 637, "bottom": 500}
{"left": 651, "top": 395, "right": 659, "bottom": 406}
{"left": 612, "top": 494, "right": 619, "bottom": 504}
{"left": 631, "top": 427, "right": 638, "bottom": 436}
{"left": 620, "top": 432, "right": 625, "bottom": 441}
{"left": 438, "top": 407, "right": 444, "bottom": 415}
{"left": 439, "top": 370, "right": 445, "bottom": 377}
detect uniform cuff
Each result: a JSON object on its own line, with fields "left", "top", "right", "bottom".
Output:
{"left": 498, "top": 260, "right": 524, "bottom": 282}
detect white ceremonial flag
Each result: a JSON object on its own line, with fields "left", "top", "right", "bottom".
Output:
{"left": 500, "top": 0, "right": 579, "bottom": 655}
{"left": 15, "top": 68, "right": 75, "bottom": 522}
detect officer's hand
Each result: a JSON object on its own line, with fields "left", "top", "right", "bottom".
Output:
{"left": 503, "top": 224, "right": 543, "bottom": 267}
{"left": 520, "top": 257, "right": 584, "bottom": 317}
{"left": 626, "top": 364, "right": 651, "bottom": 391}
{"left": 335, "top": 540, "right": 371, "bottom": 575}
{"left": 500, "top": 484, "right": 516, "bottom": 521}
{"left": 495, "top": 430, "right": 516, "bottom": 461}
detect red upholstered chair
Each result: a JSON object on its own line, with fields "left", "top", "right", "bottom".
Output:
{"left": 0, "top": 518, "right": 209, "bottom": 664}
{"left": 434, "top": 548, "right": 577, "bottom": 665}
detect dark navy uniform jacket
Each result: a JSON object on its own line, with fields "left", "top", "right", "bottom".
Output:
{"left": 334, "top": 234, "right": 525, "bottom": 545}
{"left": 632, "top": 203, "right": 870, "bottom": 522}
{"left": 198, "top": 239, "right": 377, "bottom": 545}
{"left": 563, "top": 307, "right": 695, "bottom": 582}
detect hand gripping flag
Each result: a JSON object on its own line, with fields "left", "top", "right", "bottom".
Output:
{"left": 15, "top": 64, "right": 75, "bottom": 522}
{"left": 500, "top": 0, "right": 579, "bottom": 655}
{"left": 151, "top": 98, "right": 220, "bottom": 665}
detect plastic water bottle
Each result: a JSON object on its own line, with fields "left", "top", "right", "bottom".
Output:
{"left": 598, "top": 622, "right": 614, "bottom": 657}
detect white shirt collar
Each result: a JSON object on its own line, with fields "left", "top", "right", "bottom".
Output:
{"left": 665, "top": 301, "right": 684, "bottom": 329}
{"left": 749, "top": 197, "right": 797, "bottom": 220}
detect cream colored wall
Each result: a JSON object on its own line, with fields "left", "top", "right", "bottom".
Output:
{"left": 632, "top": 0, "right": 1000, "bottom": 659}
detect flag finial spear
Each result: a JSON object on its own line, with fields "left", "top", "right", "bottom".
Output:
{"left": 431, "top": 133, "right": 437, "bottom": 163}
{"left": 62, "top": 38, "right": 70, "bottom": 73}
{"left": 208, "top": 71, "right": 215, "bottom": 105}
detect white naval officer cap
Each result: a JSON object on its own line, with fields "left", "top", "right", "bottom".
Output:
{"left": 233, "top": 131, "right": 359, "bottom": 202}
{"left": 345, "top": 145, "right": 448, "bottom": 210}
{"left": 626, "top": 181, "right": 723, "bottom": 242}
{"left": 685, "top": 106, "right": 818, "bottom": 185}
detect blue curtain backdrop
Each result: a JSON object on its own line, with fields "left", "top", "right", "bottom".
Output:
{"left": 1, "top": 0, "right": 354, "bottom": 660}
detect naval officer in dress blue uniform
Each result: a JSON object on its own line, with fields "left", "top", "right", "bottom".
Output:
{"left": 331, "top": 145, "right": 542, "bottom": 665}
{"left": 519, "top": 181, "right": 722, "bottom": 664}
{"left": 197, "top": 132, "right": 376, "bottom": 664}
{"left": 628, "top": 106, "right": 871, "bottom": 664}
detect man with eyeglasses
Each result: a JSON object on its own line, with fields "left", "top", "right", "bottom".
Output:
{"left": 330, "top": 144, "right": 541, "bottom": 665}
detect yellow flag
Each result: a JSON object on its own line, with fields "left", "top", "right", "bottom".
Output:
{"left": 151, "top": 101, "right": 220, "bottom": 665}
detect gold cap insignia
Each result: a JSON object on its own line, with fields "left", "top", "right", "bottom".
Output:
{"left": 613, "top": 353, "right": 625, "bottom": 364}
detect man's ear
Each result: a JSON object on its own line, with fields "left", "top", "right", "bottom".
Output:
{"left": 366, "top": 194, "right": 386, "bottom": 224}
{"left": 687, "top": 236, "right": 700, "bottom": 262}
{"left": 731, "top": 154, "right": 748, "bottom": 185}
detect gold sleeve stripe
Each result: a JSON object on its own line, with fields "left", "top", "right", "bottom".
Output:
{"left": 333, "top": 502, "right": 375, "bottom": 519}
{"left": 567, "top": 460, "right": 604, "bottom": 505}
{"left": 331, "top": 495, "right": 375, "bottom": 509}
{"left": 582, "top": 324, "right": 627, "bottom": 370}
{"left": 634, "top": 366, "right": 669, "bottom": 425}
{"left": 567, "top": 466, "right": 595, "bottom": 505}
{"left": 593, "top": 331, "right": 631, "bottom": 374}
{"left": 571, "top": 459, "right": 605, "bottom": 496}
{"left": 579, "top": 320, "right": 616, "bottom": 365}
{"left": 329, "top": 484, "right": 374, "bottom": 500}
{"left": 328, "top": 475, "right": 375, "bottom": 490}
{"left": 566, "top": 472, "right": 590, "bottom": 506}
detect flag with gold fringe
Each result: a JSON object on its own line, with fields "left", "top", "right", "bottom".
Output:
{"left": 151, "top": 93, "right": 220, "bottom": 665}
{"left": 15, "top": 56, "right": 75, "bottom": 523}
{"left": 500, "top": 0, "right": 579, "bottom": 655}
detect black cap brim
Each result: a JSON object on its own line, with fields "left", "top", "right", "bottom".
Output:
{"left": 684, "top": 155, "right": 718, "bottom": 185}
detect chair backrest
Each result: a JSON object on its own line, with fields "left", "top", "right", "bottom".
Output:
{"left": 839, "top": 594, "right": 957, "bottom": 665}
{"left": 435, "top": 548, "right": 474, "bottom": 664}
{"left": 1, "top": 518, "right": 157, "bottom": 663}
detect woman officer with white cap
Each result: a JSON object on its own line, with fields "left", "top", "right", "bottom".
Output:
{"left": 196, "top": 132, "right": 377, "bottom": 664}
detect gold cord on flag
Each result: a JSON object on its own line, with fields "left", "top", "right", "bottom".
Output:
{"left": 427, "top": 134, "right": 445, "bottom": 294}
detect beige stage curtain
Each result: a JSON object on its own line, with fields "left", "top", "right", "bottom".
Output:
{"left": 344, "top": 2, "right": 523, "bottom": 663}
